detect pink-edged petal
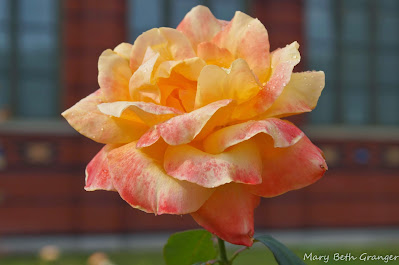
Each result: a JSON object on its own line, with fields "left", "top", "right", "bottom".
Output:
{"left": 137, "top": 99, "right": 235, "bottom": 148}
{"left": 108, "top": 141, "right": 214, "bottom": 214}
{"left": 129, "top": 48, "right": 161, "bottom": 103}
{"left": 114, "top": 42, "right": 133, "bottom": 60}
{"left": 164, "top": 140, "right": 262, "bottom": 188}
{"left": 85, "top": 145, "right": 117, "bottom": 191}
{"left": 98, "top": 49, "right": 132, "bottom": 102}
{"left": 231, "top": 42, "right": 301, "bottom": 120}
{"left": 177, "top": 5, "right": 227, "bottom": 51}
{"left": 191, "top": 184, "right": 260, "bottom": 246}
{"left": 197, "top": 41, "right": 234, "bottom": 68}
{"left": 62, "top": 90, "right": 148, "bottom": 144}
{"left": 245, "top": 135, "right": 327, "bottom": 197}
{"left": 97, "top": 101, "right": 183, "bottom": 127}
{"left": 259, "top": 71, "right": 325, "bottom": 118}
{"left": 130, "top": 27, "right": 196, "bottom": 72}
{"left": 212, "top": 11, "right": 270, "bottom": 82}
{"left": 265, "top": 42, "right": 301, "bottom": 99}
{"left": 203, "top": 118, "right": 303, "bottom": 154}
{"left": 195, "top": 58, "right": 262, "bottom": 109}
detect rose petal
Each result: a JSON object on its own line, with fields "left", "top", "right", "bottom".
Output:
{"left": 179, "top": 89, "right": 196, "bottom": 113}
{"left": 266, "top": 41, "right": 301, "bottom": 99}
{"left": 245, "top": 135, "right": 327, "bottom": 197}
{"left": 212, "top": 11, "right": 270, "bottom": 82}
{"left": 62, "top": 90, "right": 148, "bottom": 144}
{"left": 197, "top": 41, "right": 234, "bottom": 68}
{"left": 129, "top": 48, "right": 161, "bottom": 103}
{"left": 156, "top": 57, "right": 206, "bottom": 81}
{"left": 231, "top": 42, "right": 301, "bottom": 120}
{"left": 108, "top": 141, "right": 214, "bottom": 214}
{"left": 130, "top": 27, "right": 196, "bottom": 72}
{"left": 195, "top": 58, "right": 262, "bottom": 109}
{"left": 177, "top": 5, "right": 227, "bottom": 51}
{"left": 85, "top": 145, "right": 117, "bottom": 191}
{"left": 191, "top": 184, "right": 260, "bottom": 246}
{"left": 98, "top": 49, "right": 132, "bottom": 102}
{"left": 137, "top": 99, "right": 235, "bottom": 148}
{"left": 164, "top": 140, "right": 262, "bottom": 188}
{"left": 114, "top": 42, "right": 132, "bottom": 60}
{"left": 203, "top": 118, "right": 304, "bottom": 154}
{"left": 97, "top": 101, "right": 183, "bottom": 127}
{"left": 259, "top": 71, "right": 325, "bottom": 118}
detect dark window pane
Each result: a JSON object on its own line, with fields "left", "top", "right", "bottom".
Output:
{"left": 379, "top": 0, "right": 399, "bottom": 10}
{"left": 17, "top": 78, "right": 57, "bottom": 118}
{"left": 15, "top": 0, "right": 59, "bottom": 119}
{"left": 0, "top": 32, "right": 10, "bottom": 69}
{"left": 342, "top": 85, "right": 369, "bottom": 124}
{"left": 210, "top": 0, "right": 244, "bottom": 21}
{"left": 18, "top": 32, "right": 56, "bottom": 70}
{"left": 19, "top": 32, "right": 56, "bottom": 52}
{"left": 0, "top": 0, "right": 10, "bottom": 20}
{"left": 305, "top": 0, "right": 335, "bottom": 41}
{"left": 306, "top": 0, "right": 336, "bottom": 124}
{"left": 19, "top": 0, "right": 57, "bottom": 24}
{"left": 0, "top": 75, "right": 10, "bottom": 110}
{"left": 377, "top": 86, "right": 399, "bottom": 124}
{"left": 341, "top": 0, "right": 371, "bottom": 44}
{"left": 128, "top": 0, "right": 162, "bottom": 41}
{"left": 376, "top": 54, "right": 399, "bottom": 84}
{"left": 341, "top": 50, "right": 370, "bottom": 83}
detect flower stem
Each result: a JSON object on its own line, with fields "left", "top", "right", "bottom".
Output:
{"left": 217, "top": 237, "right": 231, "bottom": 265}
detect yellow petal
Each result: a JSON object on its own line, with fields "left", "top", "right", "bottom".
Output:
{"left": 130, "top": 27, "right": 196, "bottom": 72}
{"left": 195, "top": 59, "right": 262, "bottom": 109}
{"left": 62, "top": 90, "right": 148, "bottom": 144}
{"left": 114, "top": 42, "right": 132, "bottom": 60}
{"left": 155, "top": 57, "right": 206, "bottom": 81}
{"left": 231, "top": 42, "right": 301, "bottom": 120}
{"left": 260, "top": 71, "right": 325, "bottom": 118}
{"left": 197, "top": 41, "right": 234, "bottom": 68}
{"left": 129, "top": 47, "right": 161, "bottom": 103}
{"left": 98, "top": 49, "right": 132, "bottom": 101}
{"left": 97, "top": 101, "right": 183, "bottom": 127}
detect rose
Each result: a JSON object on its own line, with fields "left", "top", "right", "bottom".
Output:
{"left": 62, "top": 6, "right": 327, "bottom": 246}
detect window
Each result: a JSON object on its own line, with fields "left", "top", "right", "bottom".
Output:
{"left": 305, "top": 0, "right": 399, "bottom": 125}
{"left": 0, "top": 0, "right": 60, "bottom": 119}
{"left": 127, "top": 0, "right": 247, "bottom": 42}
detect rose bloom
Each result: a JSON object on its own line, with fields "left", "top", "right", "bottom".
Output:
{"left": 62, "top": 6, "right": 327, "bottom": 246}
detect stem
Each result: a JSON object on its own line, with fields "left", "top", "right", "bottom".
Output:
{"left": 217, "top": 237, "right": 231, "bottom": 265}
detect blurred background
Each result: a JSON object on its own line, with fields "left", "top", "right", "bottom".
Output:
{"left": 0, "top": 0, "right": 398, "bottom": 263}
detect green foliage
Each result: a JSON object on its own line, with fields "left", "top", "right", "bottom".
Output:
{"left": 163, "top": 230, "right": 217, "bottom": 265}
{"left": 255, "top": 235, "right": 306, "bottom": 265}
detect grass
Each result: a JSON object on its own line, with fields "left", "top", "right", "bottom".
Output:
{"left": 1, "top": 245, "right": 398, "bottom": 265}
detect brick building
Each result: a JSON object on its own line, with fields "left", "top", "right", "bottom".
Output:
{"left": 1, "top": 0, "right": 398, "bottom": 236}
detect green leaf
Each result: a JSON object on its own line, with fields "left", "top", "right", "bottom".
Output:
{"left": 255, "top": 235, "right": 306, "bottom": 265}
{"left": 164, "top": 229, "right": 217, "bottom": 265}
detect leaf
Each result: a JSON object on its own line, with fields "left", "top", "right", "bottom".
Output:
{"left": 164, "top": 229, "right": 217, "bottom": 265}
{"left": 255, "top": 235, "right": 306, "bottom": 265}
